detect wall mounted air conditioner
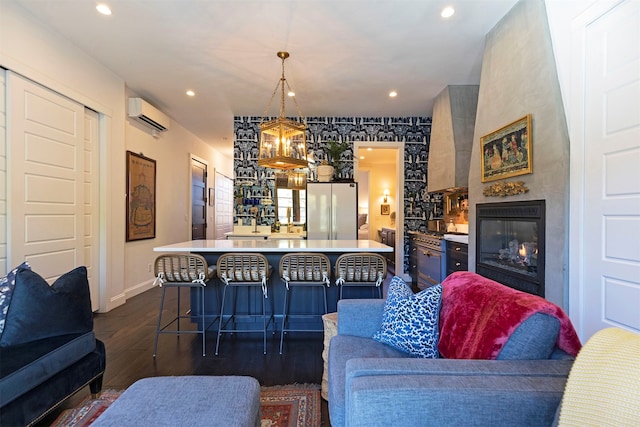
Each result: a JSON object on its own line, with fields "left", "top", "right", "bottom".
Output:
{"left": 128, "top": 97, "right": 170, "bottom": 132}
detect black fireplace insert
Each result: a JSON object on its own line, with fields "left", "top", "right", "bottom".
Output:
{"left": 476, "top": 200, "right": 545, "bottom": 297}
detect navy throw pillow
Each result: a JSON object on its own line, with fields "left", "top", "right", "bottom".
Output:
{"left": 0, "top": 266, "right": 93, "bottom": 347}
{"left": 373, "top": 276, "right": 442, "bottom": 358}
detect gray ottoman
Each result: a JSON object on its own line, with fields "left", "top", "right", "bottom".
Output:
{"left": 92, "top": 376, "right": 261, "bottom": 427}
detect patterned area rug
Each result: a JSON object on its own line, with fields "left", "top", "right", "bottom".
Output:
{"left": 259, "top": 384, "right": 321, "bottom": 427}
{"left": 50, "top": 383, "right": 321, "bottom": 427}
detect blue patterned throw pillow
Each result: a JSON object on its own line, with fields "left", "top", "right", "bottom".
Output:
{"left": 0, "top": 262, "right": 31, "bottom": 334}
{"left": 373, "top": 276, "right": 442, "bottom": 358}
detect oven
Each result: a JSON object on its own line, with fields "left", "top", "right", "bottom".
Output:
{"left": 410, "top": 232, "right": 446, "bottom": 290}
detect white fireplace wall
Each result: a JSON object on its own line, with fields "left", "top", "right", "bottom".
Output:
{"left": 468, "top": 0, "right": 570, "bottom": 308}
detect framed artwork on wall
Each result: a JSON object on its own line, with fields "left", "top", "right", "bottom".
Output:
{"left": 480, "top": 114, "right": 532, "bottom": 182}
{"left": 126, "top": 151, "right": 156, "bottom": 241}
{"left": 381, "top": 204, "right": 390, "bottom": 215}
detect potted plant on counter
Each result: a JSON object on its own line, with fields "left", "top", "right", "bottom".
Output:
{"left": 317, "top": 140, "right": 348, "bottom": 182}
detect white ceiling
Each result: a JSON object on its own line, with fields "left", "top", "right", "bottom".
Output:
{"left": 12, "top": 0, "right": 519, "bottom": 157}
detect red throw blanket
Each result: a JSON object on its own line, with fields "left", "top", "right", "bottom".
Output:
{"left": 438, "top": 272, "right": 582, "bottom": 359}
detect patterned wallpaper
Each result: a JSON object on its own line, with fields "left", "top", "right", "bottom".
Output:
{"left": 233, "top": 116, "right": 440, "bottom": 274}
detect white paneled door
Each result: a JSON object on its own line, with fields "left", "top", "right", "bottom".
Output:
{"left": 571, "top": 0, "right": 640, "bottom": 340}
{"left": 8, "top": 72, "right": 100, "bottom": 309}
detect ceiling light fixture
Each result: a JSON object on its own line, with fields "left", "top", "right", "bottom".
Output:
{"left": 389, "top": 91, "right": 398, "bottom": 98}
{"left": 258, "top": 51, "right": 308, "bottom": 170}
{"left": 186, "top": 90, "right": 195, "bottom": 97}
{"left": 96, "top": 4, "right": 112, "bottom": 15}
{"left": 441, "top": 6, "right": 455, "bottom": 18}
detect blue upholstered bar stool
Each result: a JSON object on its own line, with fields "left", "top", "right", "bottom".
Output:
{"left": 279, "top": 253, "right": 331, "bottom": 354}
{"left": 334, "top": 252, "right": 387, "bottom": 299}
{"left": 152, "top": 253, "right": 217, "bottom": 357}
{"left": 215, "top": 253, "right": 273, "bottom": 355}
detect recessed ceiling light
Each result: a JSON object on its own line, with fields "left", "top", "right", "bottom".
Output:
{"left": 287, "top": 91, "right": 295, "bottom": 97}
{"left": 360, "top": 156, "right": 365, "bottom": 160}
{"left": 441, "top": 6, "right": 455, "bottom": 18}
{"left": 389, "top": 91, "right": 398, "bottom": 98}
{"left": 96, "top": 4, "right": 112, "bottom": 15}
{"left": 186, "top": 90, "right": 195, "bottom": 97}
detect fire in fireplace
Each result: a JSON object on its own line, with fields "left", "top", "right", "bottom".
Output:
{"left": 476, "top": 200, "right": 545, "bottom": 297}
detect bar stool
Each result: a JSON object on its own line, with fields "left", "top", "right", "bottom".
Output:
{"left": 215, "top": 253, "right": 273, "bottom": 355}
{"left": 152, "top": 253, "right": 217, "bottom": 358}
{"left": 279, "top": 253, "right": 331, "bottom": 354}
{"left": 334, "top": 253, "right": 387, "bottom": 299}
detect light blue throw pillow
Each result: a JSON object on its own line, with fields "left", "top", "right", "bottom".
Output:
{"left": 373, "top": 276, "right": 442, "bottom": 358}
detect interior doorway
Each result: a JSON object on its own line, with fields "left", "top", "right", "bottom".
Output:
{"left": 354, "top": 142, "right": 406, "bottom": 280}
{"left": 191, "top": 158, "right": 207, "bottom": 240}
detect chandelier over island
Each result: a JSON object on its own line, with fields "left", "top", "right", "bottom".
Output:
{"left": 258, "top": 51, "right": 308, "bottom": 171}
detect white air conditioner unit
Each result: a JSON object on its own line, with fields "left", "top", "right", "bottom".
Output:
{"left": 128, "top": 97, "right": 170, "bottom": 132}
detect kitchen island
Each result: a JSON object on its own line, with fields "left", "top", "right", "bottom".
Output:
{"left": 153, "top": 239, "right": 393, "bottom": 333}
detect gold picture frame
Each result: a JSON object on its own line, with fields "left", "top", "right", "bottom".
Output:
{"left": 481, "top": 114, "right": 532, "bottom": 182}
{"left": 126, "top": 151, "right": 156, "bottom": 241}
{"left": 381, "top": 204, "right": 390, "bottom": 215}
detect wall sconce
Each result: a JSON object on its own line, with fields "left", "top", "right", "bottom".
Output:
{"left": 383, "top": 189, "right": 390, "bottom": 203}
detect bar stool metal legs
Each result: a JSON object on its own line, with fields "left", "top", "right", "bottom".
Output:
{"left": 215, "top": 253, "right": 273, "bottom": 355}
{"left": 152, "top": 254, "right": 217, "bottom": 357}
{"left": 279, "top": 253, "right": 331, "bottom": 354}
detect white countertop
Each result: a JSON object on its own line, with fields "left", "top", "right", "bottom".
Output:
{"left": 224, "top": 226, "right": 306, "bottom": 239}
{"left": 154, "top": 239, "right": 393, "bottom": 253}
{"left": 267, "top": 233, "right": 305, "bottom": 239}
{"left": 444, "top": 234, "right": 469, "bottom": 244}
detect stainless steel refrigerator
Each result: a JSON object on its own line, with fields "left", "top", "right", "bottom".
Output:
{"left": 306, "top": 182, "right": 358, "bottom": 240}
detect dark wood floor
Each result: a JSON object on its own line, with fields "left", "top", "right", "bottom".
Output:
{"left": 39, "top": 285, "right": 330, "bottom": 426}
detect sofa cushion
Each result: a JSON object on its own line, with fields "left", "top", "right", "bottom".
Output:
{"left": 328, "top": 334, "right": 410, "bottom": 427}
{"left": 0, "top": 262, "right": 30, "bottom": 335}
{"left": 0, "top": 332, "right": 96, "bottom": 407}
{"left": 373, "top": 276, "right": 442, "bottom": 358}
{"left": 0, "top": 266, "right": 93, "bottom": 348}
{"left": 497, "top": 313, "right": 560, "bottom": 359}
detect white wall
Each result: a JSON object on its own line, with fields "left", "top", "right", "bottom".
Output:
{"left": 0, "top": 1, "right": 232, "bottom": 311}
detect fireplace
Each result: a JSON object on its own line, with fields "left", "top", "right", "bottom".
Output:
{"left": 476, "top": 200, "right": 545, "bottom": 297}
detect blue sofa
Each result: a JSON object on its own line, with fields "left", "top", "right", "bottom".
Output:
{"left": 0, "top": 264, "right": 106, "bottom": 426}
{"left": 328, "top": 272, "right": 580, "bottom": 427}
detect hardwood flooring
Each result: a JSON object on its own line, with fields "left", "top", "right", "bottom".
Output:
{"left": 39, "top": 285, "right": 330, "bottom": 426}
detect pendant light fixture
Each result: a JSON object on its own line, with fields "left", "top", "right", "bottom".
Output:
{"left": 257, "top": 51, "right": 308, "bottom": 170}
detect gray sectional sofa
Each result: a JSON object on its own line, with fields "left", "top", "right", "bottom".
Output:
{"left": 328, "top": 272, "right": 581, "bottom": 427}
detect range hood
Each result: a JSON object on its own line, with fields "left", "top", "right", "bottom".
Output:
{"left": 427, "top": 85, "right": 479, "bottom": 193}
